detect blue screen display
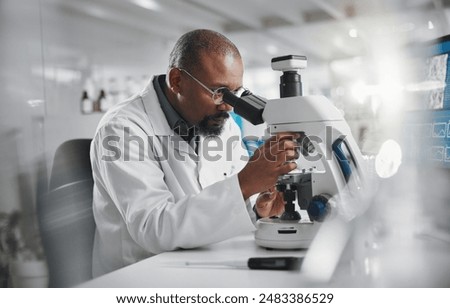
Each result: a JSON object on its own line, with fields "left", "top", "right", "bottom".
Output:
{"left": 404, "top": 36, "right": 450, "bottom": 169}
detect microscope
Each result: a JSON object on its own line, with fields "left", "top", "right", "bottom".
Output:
{"left": 223, "top": 55, "right": 366, "bottom": 249}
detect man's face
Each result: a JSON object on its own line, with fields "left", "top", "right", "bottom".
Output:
{"left": 177, "top": 52, "right": 244, "bottom": 137}
{"left": 196, "top": 108, "right": 230, "bottom": 136}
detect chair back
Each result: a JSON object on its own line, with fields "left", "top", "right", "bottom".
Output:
{"left": 38, "top": 139, "right": 95, "bottom": 287}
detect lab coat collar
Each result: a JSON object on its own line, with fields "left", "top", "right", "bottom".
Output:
{"left": 140, "top": 76, "right": 197, "bottom": 157}
{"left": 140, "top": 76, "right": 173, "bottom": 137}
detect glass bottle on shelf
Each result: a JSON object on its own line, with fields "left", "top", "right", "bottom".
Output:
{"left": 93, "top": 90, "right": 105, "bottom": 112}
{"left": 80, "top": 90, "right": 93, "bottom": 114}
{"left": 100, "top": 89, "right": 112, "bottom": 112}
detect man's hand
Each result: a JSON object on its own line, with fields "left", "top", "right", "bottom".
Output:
{"left": 238, "top": 132, "right": 299, "bottom": 200}
{"left": 255, "top": 186, "right": 285, "bottom": 218}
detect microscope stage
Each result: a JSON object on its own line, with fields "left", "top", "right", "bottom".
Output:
{"left": 255, "top": 218, "right": 321, "bottom": 249}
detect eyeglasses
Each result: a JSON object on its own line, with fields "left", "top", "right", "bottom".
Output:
{"left": 178, "top": 68, "right": 246, "bottom": 105}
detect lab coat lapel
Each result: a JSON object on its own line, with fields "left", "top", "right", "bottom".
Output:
{"left": 140, "top": 78, "right": 196, "bottom": 157}
{"left": 197, "top": 135, "right": 230, "bottom": 189}
{"left": 140, "top": 80, "right": 172, "bottom": 136}
{"left": 170, "top": 134, "right": 198, "bottom": 157}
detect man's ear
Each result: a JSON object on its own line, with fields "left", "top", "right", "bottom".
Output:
{"left": 167, "top": 68, "right": 182, "bottom": 93}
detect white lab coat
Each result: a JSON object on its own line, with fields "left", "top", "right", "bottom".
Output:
{"left": 90, "top": 78, "right": 256, "bottom": 277}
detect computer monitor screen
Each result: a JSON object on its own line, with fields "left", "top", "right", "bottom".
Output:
{"left": 403, "top": 35, "right": 450, "bottom": 169}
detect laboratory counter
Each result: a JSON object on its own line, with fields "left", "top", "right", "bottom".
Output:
{"left": 78, "top": 232, "right": 314, "bottom": 288}
{"left": 78, "top": 230, "right": 450, "bottom": 288}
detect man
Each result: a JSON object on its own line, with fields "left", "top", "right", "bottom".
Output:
{"left": 90, "top": 29, "right": 298, "bottom": 276}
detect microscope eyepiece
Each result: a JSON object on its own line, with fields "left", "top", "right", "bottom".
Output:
{"left": 221, "top": 89, "right": 267, "bottom": 125}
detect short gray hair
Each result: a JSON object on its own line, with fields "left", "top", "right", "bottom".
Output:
{"left": 169, "top": 29, "right": 241, "bottom": 73}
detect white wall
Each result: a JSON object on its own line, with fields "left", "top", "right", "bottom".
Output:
{"left": 0, "top": 0, "right": 45, "bottom": 213}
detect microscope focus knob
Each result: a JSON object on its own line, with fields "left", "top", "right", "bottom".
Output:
{"left": 307, "top": 194, "right": 331, "bottom": 222}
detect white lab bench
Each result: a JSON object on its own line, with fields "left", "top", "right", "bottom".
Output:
{"left": 77, "top": 229, "right": 450, "bottom": 288}
{"left": 77, "top": 232, "right": 314, "bottom": 288}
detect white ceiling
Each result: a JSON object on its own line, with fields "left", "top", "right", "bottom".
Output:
{"left": 27, "top": 0, "right": 450, "bottom": 100}
{"left": 43, "top": 0, "right": 450, "bottom": 67}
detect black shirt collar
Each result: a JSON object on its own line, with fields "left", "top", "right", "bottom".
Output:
{"left": 153, "top": 75, "right": 197, "bottom": 142}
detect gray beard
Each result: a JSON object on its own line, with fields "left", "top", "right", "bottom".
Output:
{"left": 196, "top": 112, "right": 230, "bottom": 137}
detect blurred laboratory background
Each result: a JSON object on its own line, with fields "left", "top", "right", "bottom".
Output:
{"left": 1, "top": 0, "right": 449, "bottom": 288}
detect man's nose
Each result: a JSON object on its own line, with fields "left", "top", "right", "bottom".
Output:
{"left": 218, "top": 102, "right": 233, "bottom": 112}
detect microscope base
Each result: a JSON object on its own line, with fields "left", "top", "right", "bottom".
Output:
{"left": 255, "top": 218, "right": 321, "bottom": 249}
